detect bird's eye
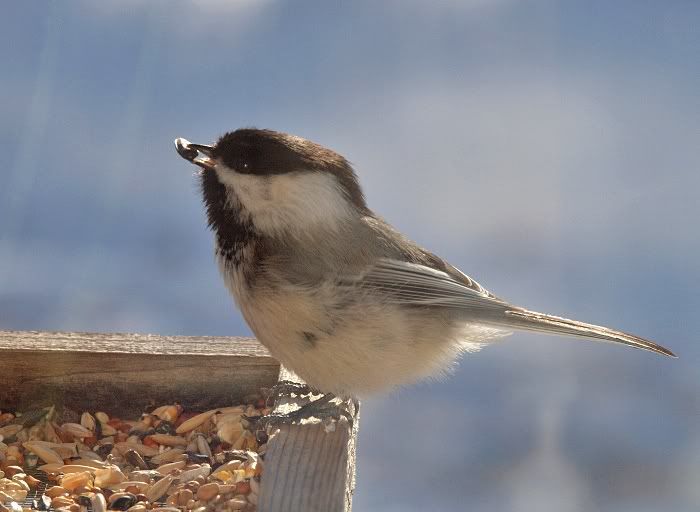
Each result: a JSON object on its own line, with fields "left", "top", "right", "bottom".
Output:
{"left": 237, "top": 161, "right": 252, "bottom": 174}
{"left": 229, "top": 158, "right": 251, "bottom": 173}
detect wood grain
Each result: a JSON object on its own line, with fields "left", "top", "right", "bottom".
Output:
{"left": 0, "top": 330, "right": 279, "bottom": 417}
{"left": 259, "top": 368, "right": 359, "bottom": 512}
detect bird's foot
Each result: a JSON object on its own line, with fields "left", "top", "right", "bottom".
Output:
{"left": 264, "top": 380, "right": 317, "bottom": 400}
{"left": 245, "top": 393, "right": 355, "bottom": 432}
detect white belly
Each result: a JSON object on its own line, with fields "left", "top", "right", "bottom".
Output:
{"left": 219, "top": 256, "right": 506, "bottom": 396}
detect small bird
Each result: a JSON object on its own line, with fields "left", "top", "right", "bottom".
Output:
{"left": 175, "top": 129, "right": 675, "bottom": 399}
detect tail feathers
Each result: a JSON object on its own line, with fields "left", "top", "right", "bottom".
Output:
{"left": 501, "top": 308, "right": 676, "bottom": 358}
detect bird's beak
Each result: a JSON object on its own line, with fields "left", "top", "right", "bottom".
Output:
{"left": 174, "top": 138, "right": 215, "bottom": 170}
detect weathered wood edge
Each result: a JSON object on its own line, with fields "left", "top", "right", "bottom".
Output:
{"left": 259, "top": 367, "right": 360, "bottom": 512}
{"left": 0, "top": 330, "right": 280, "bottom": 417}
{"left": 0, "top": 330, "right": 272, "bottom": 357}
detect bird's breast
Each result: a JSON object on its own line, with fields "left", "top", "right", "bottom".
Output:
{"left": 216, "top": 258, "right": 488, "bottom": 396}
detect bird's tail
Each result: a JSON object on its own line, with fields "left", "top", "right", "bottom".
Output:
{"left": 493, "top": 308, "right": 676, "bottom": 357}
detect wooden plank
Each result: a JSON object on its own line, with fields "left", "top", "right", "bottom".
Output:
{"left": 0, "top": 330, "right": 279, "bottom": 417}
{"left": 0, "top": 330, "right": 272, "bottom": 356}
{"left": 259, "top": 368, "right": 360, "bottom": 512}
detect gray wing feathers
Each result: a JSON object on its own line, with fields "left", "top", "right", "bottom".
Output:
{"left": 352, "top": 258, "right": 676, "bottom": 358}
{"left": 503, "top": 309, "right": 676, "bottom": 357}
{"left": 354, "top": 259, "right": 509, "bottom": 311}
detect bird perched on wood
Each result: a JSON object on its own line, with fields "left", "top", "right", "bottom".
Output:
{"left": 175, "top": 128, "right": 674, "bottom": 406}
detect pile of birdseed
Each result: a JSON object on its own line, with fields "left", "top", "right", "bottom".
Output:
{"left": 0, "top": 400, "right": 271, "bottom": 512}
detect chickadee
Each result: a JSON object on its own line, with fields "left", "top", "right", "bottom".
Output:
{"left": 175, "top": 129, "right": 675, "bottom": 398}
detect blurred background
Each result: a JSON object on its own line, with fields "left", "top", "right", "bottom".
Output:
{"left": 1, "top": 1, "right": 698, "bottom": 511}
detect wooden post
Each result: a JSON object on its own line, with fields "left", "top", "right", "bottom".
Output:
{"left": 258, "top": 367, "right": 359, "bottom": 512}
{"left": 0, "top": 330, "right": 360, "bottom": 512}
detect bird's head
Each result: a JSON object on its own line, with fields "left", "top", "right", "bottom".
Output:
{"left": 176, "top": 129, "right": 367, "bottom": 239}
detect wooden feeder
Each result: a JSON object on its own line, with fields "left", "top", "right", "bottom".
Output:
{"left": 0, "top": 330, "right": 359, "bottom": 512}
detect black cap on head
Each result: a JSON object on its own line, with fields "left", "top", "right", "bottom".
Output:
{"left": 213, "top": 128, "right": 368, "bottom": 210}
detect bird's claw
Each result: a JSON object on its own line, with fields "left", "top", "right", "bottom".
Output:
{"left": 244, "top": 393, "right": 355, "bottom": 433}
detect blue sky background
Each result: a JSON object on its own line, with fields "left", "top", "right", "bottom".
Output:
{"left": 1, "top": 1, "right": 698, "bottom": 510}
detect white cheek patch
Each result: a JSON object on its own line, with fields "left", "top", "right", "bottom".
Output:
{"left": 215, "top": 163, "right": 353, "bottom": 237}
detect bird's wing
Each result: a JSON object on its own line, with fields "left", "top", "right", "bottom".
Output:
{"left": 344, "top": 257, "right": 509, "bottom": 312}
{"left": 359, "top": 215, "right": 504, "bottom": 299}
{"left": 341, "top": 257, "right": 676, "bottom": 357}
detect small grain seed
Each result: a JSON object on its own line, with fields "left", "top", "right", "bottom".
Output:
{"left": 196, "top": 482, "right": 219, "bottom": 501}
{"left": 59, "top": 464, "right": 98, "bottom": 474}
{"left": 24, "top": 475, "right": 40, "bottom": 489}
{"left": 22, "top": 442, "right": 63, "bottom": 464}
{"left": 91, "top": 492, "right": 107, "bottom": 512}
{"left": 108, "top": 492, "right": 135, "bottom": 505}
{"left": 38, "top": 463, "right": 64, "bottom": 473}
{"left": 125, "top": 449, "right": 148, "bottom": 470}
{"left": 124, "top": 484, "right": 147, "bottom": 495}
{"left": 195, "top": 435, "right": 212, "bottom": 462}
{"left": 149, "top": 448, "right": 185, "bottom": 465}
{"left": 147, "top": 435, "right": 187, "bottom": 447}
{"left": 61, "top": 423, "right": 92, "bottom": 438}
{"left": 0, "top": 425, "right": 23, "bottom": 438}
{"left": 1, "top": 482, "right": 23, "bottom": 492}
{"left": 45, "top": 486, "right": 69, "bottom": 498}
{"left": 145, "top": 474, "right": 173, "bottom": 503}
{"left": 51, "top": 496, "right": 75, "bottom": 508}
{"left": 235, "top": 481, "right": 250, "bottom": 495}
{"left": 5, "top": 489, "right": 28, "bottom": 502}
{"left": 155, "top": 459, "right": 185, "bottom": 475}
{"left": 94, "top": 465, "right": 126, "bottom": 488}
{"left": 177, "top": 488, "right": 194, "bottom": 506}
{"left": 177, "top": 464, "right": 210, "bottom": 483}
{"left": 227, "top": 496, "right": 247, "bottom": 510}
{"left": 95, "top": 412, "right": 109, "bottom": 424}
{"left": 3, "top": 466, "right": 24, "bottom": 477}
{"left": 218, "top": 484, "right": 237, "bottom": 495}
{"left": 128, "top": 470, "right": 161, "bottom": 483}
{"left": 60, "top": 471, "right": 92, "bottom": 492}
{"left": 175, "top": 411, "right": 217, "bottom": 435}
{"left": 73, "top": 457, "right": 109, "bottom": 467}
{"left": 81, "top": 413, "right": 97, "bottom": 432}
{"left": 115, "top": 442, "right": 159, "bottom": 458}
{"left": 216, "top": 422, "right": 243, "bottom": 445}
{"left": 100, "top": 424, "right": 117, "bottom": 436}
